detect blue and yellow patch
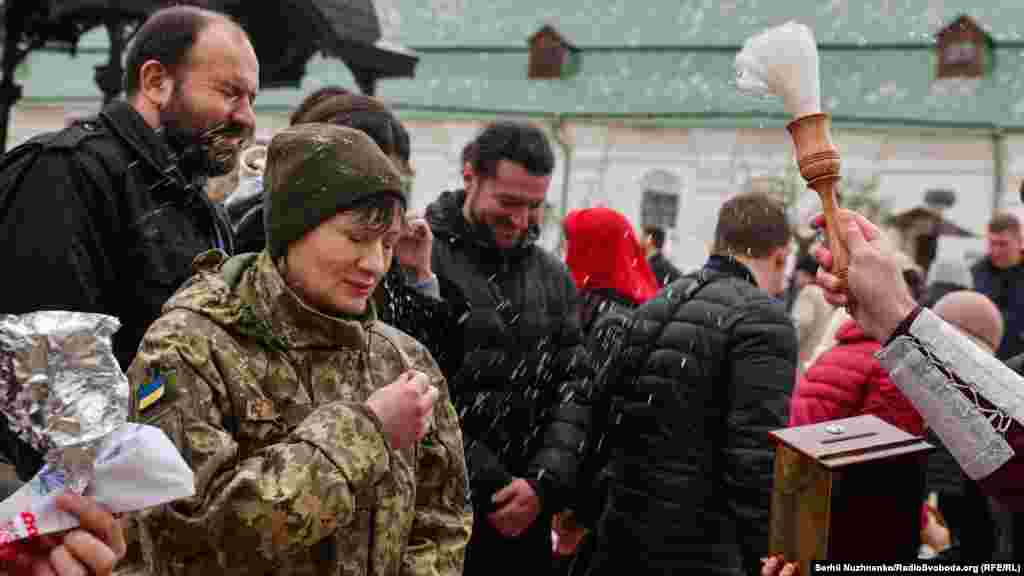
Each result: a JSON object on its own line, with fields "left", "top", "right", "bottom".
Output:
{"left": 138, "top": 368, "right": 175, "bottom": 412}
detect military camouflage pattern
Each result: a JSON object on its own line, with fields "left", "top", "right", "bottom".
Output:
{"left": 125, "top": 250, "right": 471, "bottom": 576}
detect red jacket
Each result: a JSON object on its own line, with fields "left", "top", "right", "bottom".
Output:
{"left": 790, "top": 319, "right": 926, "bottom": 436}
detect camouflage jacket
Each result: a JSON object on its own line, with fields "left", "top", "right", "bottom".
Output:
{"left": 125, "top": 251, "right": 471, "bottom": 576}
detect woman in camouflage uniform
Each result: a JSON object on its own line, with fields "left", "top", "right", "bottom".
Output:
{"left": 126, "top": 123, "right": 472, "bottom": 575}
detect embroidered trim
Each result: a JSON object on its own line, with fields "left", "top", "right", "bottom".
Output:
{"left": 907, "top": 333, "right": 1014, "bottom": 435}
{"left": 879, "top": 322, "right": 1015, "bottom": 480}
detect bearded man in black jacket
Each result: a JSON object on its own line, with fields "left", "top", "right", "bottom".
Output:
{"left": 586, "top": 192, "right": 797, "bottom": 576}
{"left": 0, "top": 5, "right": 254, "bottom": 479}
{"left": 424, "top": 121, "right": 592, "bottom": 574}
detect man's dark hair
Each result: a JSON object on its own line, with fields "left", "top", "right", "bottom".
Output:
{"left": 461, "top": 121, "right": 555, "bottom": 179}
{"left": 712, "top": 193, "right": 791, "bottom": 259}
{"left": 988, "top": 211, "right": 1021, "bottom": 235}
{"left": 289, "top": 86, "right": 412, "bottom": 174}
{"left": 643, "top": 226, "right": 666, "bottom": 250}
{"left": 124, "top": 6, "right": 243, "bottom": 97}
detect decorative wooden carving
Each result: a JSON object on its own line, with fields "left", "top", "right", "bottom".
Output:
{"left": 787, "top": 113, "right": 847, "bottom": 279}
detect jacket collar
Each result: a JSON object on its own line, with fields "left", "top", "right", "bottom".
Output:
{"left": 426, "top": 189, "right": 539, "bottom": 258}
{"left": 981, "top": 255, "right": 1024, "bottom": 275}
{"left": 836, "top": 318, "right": 870, "bottom": 343}
{"left": 704, "top": 254, "right": 759, "bottom": 287}
{"left": 99, "top": 100, "right": 204, "bottom": 203}
{"left": 244, "top": 252, "right": 374, "bottom": 350}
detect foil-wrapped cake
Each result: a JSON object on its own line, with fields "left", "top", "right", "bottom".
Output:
{"left": 0, "top": 312, "right": 129, "bottom": 493}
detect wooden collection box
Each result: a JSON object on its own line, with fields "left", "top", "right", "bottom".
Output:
{"left": 768, "top": 415, "right": 934, "bottom": 573}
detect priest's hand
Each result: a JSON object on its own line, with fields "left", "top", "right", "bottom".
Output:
{"left": 812, "top": 209, "right": 917, "bottom": 342}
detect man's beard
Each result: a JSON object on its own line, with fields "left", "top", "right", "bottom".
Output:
{"left": 160, "top": 97, "right": 250, "bottom": 178}
{"left": 467, "top": 198, "right": 531, "bottom": 248}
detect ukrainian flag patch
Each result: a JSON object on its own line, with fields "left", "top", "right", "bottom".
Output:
{"left": 138, "top": 368, "right": 174, "bottom": 412}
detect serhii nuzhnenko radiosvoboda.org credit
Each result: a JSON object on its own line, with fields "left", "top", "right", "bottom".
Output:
{"left": 811, "top": 561, "right": 1024, "bottom": 574}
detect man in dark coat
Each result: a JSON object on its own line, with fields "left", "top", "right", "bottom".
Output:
{"left": 0, "top": 5, "right": 256, "bottom": 478}
{"left": 588, "top": 192, "right": 797, "bottom": 576}
{"left": 425, "top": 121, "right": 592, "bottom": 574}
{"left": 971, "top": 211, "right": 1024, "bottom": 360}
{"left": 643, "top": 225, "right": 683, "bottom": 287}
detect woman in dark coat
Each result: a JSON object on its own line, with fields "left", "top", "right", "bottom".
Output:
{"left": 557, "top": 207, "right": 659, "bottom": 575}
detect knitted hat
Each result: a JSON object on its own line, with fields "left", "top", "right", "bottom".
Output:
{"left": 263, "top": 123, "right": 405, "bottom": 259}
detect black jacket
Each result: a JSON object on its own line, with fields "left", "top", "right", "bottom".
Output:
{"left": 574, "top": 288, "right": 639, "bottom": 526}
{"left": 648, "top": 251, "right": 682, "bottom": 287}
{"left": 223, "top": 175, "right": 264, "bottom": 254}
{"left": 0, "top": 101, "right": 232, "bottom": 478}
{"left": 426, "top": 189, "right": 592, "bottom": 515}
{"left": 971, "top": 258, "right": 1024, "bottom": 359}
{"left": 373, "top": 261, "right": 470, "bottom": 381}
{"left": 587, "top": 256, "right": 796, "bottom": 576}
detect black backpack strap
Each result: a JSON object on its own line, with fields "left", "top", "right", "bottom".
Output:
{"left": 604, "top": 269, "right": 722, "bottom": 437}
{"left": 640, "top": 268, "right": 719, "bottom": 362}
{"left": 0, "top": 134, "right": 53, "bottom": 217}
{"left": 0, "top": 121, "right": 120, "bottom": 217}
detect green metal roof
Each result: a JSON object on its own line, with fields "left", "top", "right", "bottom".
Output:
{"left": 377, "top": 0, "right": 1024, "bottom": 47}
{"left": 15, "top": 1, "right": 1024, "bottom": 129}
{"left": 374, "top": 47, "right": 1024, "bottom": 129}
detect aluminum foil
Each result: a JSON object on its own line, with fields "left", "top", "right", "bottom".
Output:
{"left": 0, "top": 312, "right": 128, "bottom": 493}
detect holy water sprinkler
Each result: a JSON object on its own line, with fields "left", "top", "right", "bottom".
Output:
{"left": 735, "top": 22, "right": 847, "bottom": 280}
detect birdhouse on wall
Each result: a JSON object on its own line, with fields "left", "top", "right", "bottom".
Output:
{"left": 528, "top": 25, "right": 581, "bottom": 79}
{"left": 936, "top": 15, "right": 994, "bottom": 79}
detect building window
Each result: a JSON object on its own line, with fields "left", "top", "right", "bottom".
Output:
{"left": 640, "top": 170, "right": 682, "bottom": 230}
{"left": 642, "top": 190, "right": 679, "bottom": 230}
{"left": 528, "top": 25, "right": 580, "bottom": 80}
{"left": 944, "top": 42, "right": 977, "bottom": 66}
{"left": 935, "top": 15, "right": 992, "bottom": 79}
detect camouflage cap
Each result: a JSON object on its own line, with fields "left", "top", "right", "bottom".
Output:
{"left": 263, "top": 123, "right": 405, "bottom": 259}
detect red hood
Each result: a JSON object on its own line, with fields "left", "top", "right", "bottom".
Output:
{"left": 564, "top": 207, "right": 659, "bottom": 304}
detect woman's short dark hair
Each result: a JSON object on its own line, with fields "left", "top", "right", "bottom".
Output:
{"left": 349, "top": 192, "right": 406, "bottom": 236}
{"left": 123, "top": 5, "right": 241, "bottom": 96}
{"left": 289, "top": 86, "right": 412, "bottom": 175}
{"left": 461, "top": 121, "right": 555, "bottom": 180}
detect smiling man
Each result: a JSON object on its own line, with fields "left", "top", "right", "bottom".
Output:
{"left": 0, "top": 5, "right": 258, "bottom": 479}
{"left": 424, "top": 121, "right": 593, "bottom": 574}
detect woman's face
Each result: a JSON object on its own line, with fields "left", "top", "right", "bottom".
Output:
{"left": 285, "top": 202, "right": 403, "bottom": 316}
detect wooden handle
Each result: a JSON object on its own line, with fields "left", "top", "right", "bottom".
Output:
{"left": 787, "top": 113, "right": 846, "bottom": 282}
{"left": 812, "top": 178, "right": 848, "bottom": 281}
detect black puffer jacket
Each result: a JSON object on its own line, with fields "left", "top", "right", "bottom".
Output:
{"left": 574, "top": 288, "right": 638, "bottom": 525}
{"left": 426, "top": 189, "right": 593, "bottom": 514}
{"left": 372, "top": 261, "right": 470, "bottom": 380}
{"left": 648, "top": 252, "right": 683, "bottom": 287}
{"left": 586, "top": 256, "right": 797, "bottom": 576}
